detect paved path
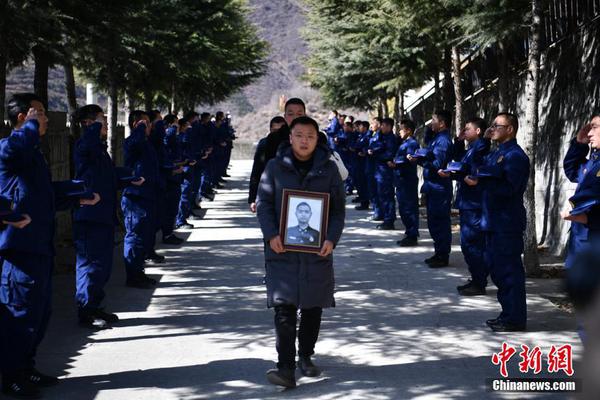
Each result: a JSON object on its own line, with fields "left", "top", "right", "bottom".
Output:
{"left": 26, "top": 160, "right": 581, "bottom": 400}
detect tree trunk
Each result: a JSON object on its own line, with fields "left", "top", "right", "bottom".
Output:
{"left": 33, "top": 46, "right": 50, "bottom": 107}
{"left": 451, "top": 46, "right": 464, "bottom": 137}
{"left": 377, "top": 101, "right": 383, "bottom": 119}
{"left": 107, "top": 81, "right": 118, "bottom": 159}
{"left": 123, "top": 92, "right": 132, "bottom": 138}
{"left": 381, "top": 94, "right": 389, "bottom": 118}
{"left": 442, "top": 47, "right": 454, "bottom": 110}
{"left": 399, "top": 91, "right": 405, "bottom": 120}
{"left": 0, "top": 56, "right": 6, "bottom": 124}
{"left": 433, "top": 72, "right": 440, "bottom": 111}
{"left": 63, "top": 61, "right": 78, "bottom": 136}
{"left": 393, "top": 93, "right": 400, "bottom": 129}
{"left": 522, "top": 0, "right": 542, "bottom": 276}
{"left": 170, "top": 81, "right": 176, "bottom": 114}
{"left": 497, "top": 40, "right": 510, "bottom": 112}
{"left": 143, "top": 88, "right": 152, "bottom": 112}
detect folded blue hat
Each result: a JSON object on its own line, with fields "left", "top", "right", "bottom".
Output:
{"left": 570, "top": 198, "right": 600, "bottom": 216}
{"left": 443, "top": 161, "right": 468, "bottom": 176}
{"left": 474, "top": 165, "right": 503, "bottom": 178}
{"left": 393, "top": 156, "right": 407, "bottom": 165}
{"left": 411, "top": 148, "right": 431, "bottom": 159}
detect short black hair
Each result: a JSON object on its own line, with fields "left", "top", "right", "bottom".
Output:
{"left": 466, "top": 117, "right": 488, "bottom": 136}
{"left": 372, "top": 117, "right": 382, "bottom": 123}
{"left": 147, "top": 110, "right": 161, "bottom": 122}
{"left": 269, "top": 116, "right": 286, "bottom": 129}
{"left": 163, "top": 114, "right": 177, "bottom": 125}
{"left": 331, "top": 110, "right": 338, "bottom": 116}
{"left": 200, "top": 112, "right": 211, "bottom": 121}
{"left": 7, "top": 93, "right": 44, "bottom": 126}
{"left": 382, "top": 117, "right": 395, "bottom": 127}
{"left": 433, "top": 110, "right": 452, "bottom": 128}
{"left": 184, "top": 111, "right": 199, "bottom": 121}
{"left": 128, "top": 110, "right": 148, "bottom": 130}
{"left": 216, "top": 111, "right": 225, "bottom": 120}
{"left": 496, "top": 112, "right": 519, "bottom": 133}
{"left": 360, "top": 121, "right": 370, "bottom": 129}
{"left": 72, "top": 104, "right": 103, "bottom": 126}
{"left": 285, "top": 98, "right": 306, "bottom": 112}
{"left": 289, "top": 115, "right": 319, "bottom": 133}
{"left": 400, "top": 119, "right": 415, "bottom": 131}
{"left": 178, "top": 118, "right": 188, "bottom": 127}
{"left": 296, "top": 202, "right": 311, "bottom": 211}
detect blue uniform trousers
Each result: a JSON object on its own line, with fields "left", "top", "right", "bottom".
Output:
{"left": 176, "top": 167, "right": 195, "bottom": 225}
{"left": 395, "top": 177, "right": 419, "bottom": 238}
{"left": 367, "top": 159, "right": 380, "bottom": 218}
{"left": 0, "top": 252, "right": 53, "bottom": 376}
{"left": 484, "top": 231, "right": 527, "bottom": 325}
{"left": 122, "top": 195, "right": 155, "bottom": 279}
{"left": 425, "top": 188, "right": 452, "bottom": 257}
{"left": 354, "top": 157, "right": 369, "bottom": 203}
{"left": 73, "top": 222, "right": 114, "bottom": 313}
{"left": 163, "top": 181, "right": 181, "bottom": 237}
{"left": 459, "top": 210, "right": 487, "bottom": 288}
{"left": 375, "top": 165, "right": 396, "bottom": 224}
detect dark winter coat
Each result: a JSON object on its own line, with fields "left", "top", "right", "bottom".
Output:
{"left": 256, "top": 145, "right": 345, "bottom": 309}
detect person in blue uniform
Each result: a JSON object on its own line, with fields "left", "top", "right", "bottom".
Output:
{"left": 390, "top": 119, "right": 420, "bottom": 246}
{"left": 439, "top": 117, "right": 490, "bottom": 295}
{"left": 367, "top": 118, "right": 382, "bottom": 221}
{"left": 325, "top": 110, "right": 341, "bottom": 150}
{"left": 334, "top": 120, "right": 354, "bottom": 194}
{"left": 198, "top": 112, "right": 215, "bottom": 202}
{"left": 122, "top": 110, "right": 161, "bottom": 289}
{"left": 561, "top": 113, "right": 600, "bottom": 342}
{"left": 464, "top": 112, "right": 530, "bottom": 332}
{"left": 71, "top": 104, "right": 146, "bottom": 330}
{"left": 175, "top": 118, "right": 199, "bottom": 229}
{"left": 350, "top": 121, "right": 371, "bottom": 210}
{"left": 162, "top": 114, "right": 187, "bottom": 243}
{"left": 409, "top": 110, "right": 454, "bottom": 267}
{"left": 0, "top": 93, "right": 100, "bottom": 398}
{"left": 369, "top": 118, "right": 397, "bottom": 230}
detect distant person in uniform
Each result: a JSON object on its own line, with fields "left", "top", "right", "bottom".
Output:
{"left": 286, "top": 202, "right": 320, "bottom": 245}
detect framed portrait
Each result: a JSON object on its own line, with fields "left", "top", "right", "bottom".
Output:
{"left": 279, "top": 189, "right": 330, "bottom": 254}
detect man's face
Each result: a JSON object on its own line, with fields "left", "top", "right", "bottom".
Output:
{"left": 358, "top": 125, "right": 368, "bottom": 134}
{"left": 30, "top": 100, "right": 48, "bottom": 135}
{"left": 399, "top": 124, "right": 412, "bottom": 139}
{"left": 431, "top": 115, "right": 444, "bottom": 132}
{"left": 290, "top": 123, "right": 318, "bottom": 160}
{"left": 381, "top": 123, "right": 393, "bottom": 134}
{"left": 285, "top": 104, "right": 305, "bottom": 126}
{"left": 491, "top": 115, "right": 513, "bottom": 143}
{"left": 270, "top": 121, "right": 285, "bottom": 134}
{"left": 588, "top": 116, "right": 600, "bottom": 149}
{"left": 139, "top": 115, "right": 151, "bottom": 136}
{"left": 96, "top": 112, "right": 108, "bottom": 138}
{"left": 370, "top": 119, "right": 380, "bottom": 132}
{"left": 463, "top": 122, "right": 479, "bottom": 142}
{"left": 295, "top": 205, "right": 311, "bottom": 224}
{"left": 343, "top": 124, "right": 353, "bottom": 133}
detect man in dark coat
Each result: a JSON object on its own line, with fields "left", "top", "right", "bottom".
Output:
{"left": 257, "top": 116, "right": 345, "bottom": 388}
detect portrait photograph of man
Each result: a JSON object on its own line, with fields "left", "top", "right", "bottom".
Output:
{"left": 284, "top": 197, "right": 323, "bottom": 248}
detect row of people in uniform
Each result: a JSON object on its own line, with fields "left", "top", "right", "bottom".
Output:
{"left": 0, "top": 92, "right": 236, "bottom": 398}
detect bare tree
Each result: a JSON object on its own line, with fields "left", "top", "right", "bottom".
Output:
{"left": 451, "top": 46, "right": 464, "bottom": 136}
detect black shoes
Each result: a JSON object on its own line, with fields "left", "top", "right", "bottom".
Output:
{"left": 370, "top": 216, "right": 384, "bottom": 222}
{"left": 376, "top": 223, "right": 395, "bottom": 230}
{"left": 2, "top": 377, "right": 42, "bottom": 399}
{"left": 188, "top": 214, "right": 203, "bottom": 221}
{"left": 298, "top": 356, "right": 321, "bottom": 377}
{"left": 354, "top": 204, "right": 369, "bottom": 210}
{"left": 457, "top": 282, "right": 486, "bottom": 296}
{"left": 266, "top": 368, "right": 296, "bottom": 388}
{"left": 175, "top": 222, "right": 194, "bottom": 230}
{"left": 351, "top": 197, "right": 362, "bottom": 203}
{"left": 25, "top": 369, "right": 59, "bottom": 388}
{"left": 163, "top": 234, "right": 184, "bottom": 245}
{"left": 397, "top": 237, "right": 418, "bottom": 247}
{"left": 145, "top": 252, "right": 165, "bottom": 264}
{"left": 488, "top": 320, "right": 526, "bottom": 332}
{"left": 126, "top": 272, "right": 156, "bottom": 289}
{"left": 425, "top": 254, "right": 449, "bottom": 268}
{"left": 79, "top": 313, "right": 109, "bottom": 330}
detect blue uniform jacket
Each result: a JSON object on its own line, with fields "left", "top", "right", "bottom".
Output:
{"left": 564, "top": 139, "right": 600, "bottom": 237}
{"left": 393, "top": 136, "right": 419, "bottom": 181}
{"left": 480, "top": 139, "right": 530, "bottom": 232}
{"left": 418, "top": 129, "right": 453, "bottom": 193}
{"left": 164, "top": 125, "right": 184, "bottom": 184}
{"left": 454, "top": 138, "right": 490, "bottom": 210}
{"left": 0, "top": 120, "right": 78, "bottom": 255}
{"left": 123, "top": 123, "right": 159, "bottom": 200}
{"left": 73, "top": 122, "right": 133, "bottom": 226}
{"left": 368, "top": 131, "right": 396, "bottom": 164}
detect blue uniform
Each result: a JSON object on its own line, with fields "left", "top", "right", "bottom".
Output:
{"left": 163, "top": 125, "right": 184, "bottom": 234}
{"left": 334, "top": 129, "right": 354, "bottom": 193}
{"left": 366, "top": 131, "right": 380, "bottom": 218}
{"left": 122, "top": 123, "right": 159, "bottom": 279}
{"left": 325, "top": 117, "right": 340, "bottom": 149}
{"left": 350, "top": 130, "right": 370, "bottom": 205}
{"left": 418, "top": 129, "right": 454, "bottom": 258}
{"left": 369, "top": 131, "right": 397, "bottom": 225}
{"left": 480, "top": 138, "right": 530, "bottom": 326}
{"left": 176, "top": 126, "right": 197, "bottom": 226}
{"left": 73, "top": 122, "right": 135, "bottom": 315}
{"left": 0, "top": 120, "right": 80, "bottom": 378}
{"left": 453, "top": 138, "right": 490, "bottom": 288}
{"left": 393, "top": 136, "right": 420, "bottom": 239}
{"left": 563, "top": 139, "right": 600, "bottom": 268}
